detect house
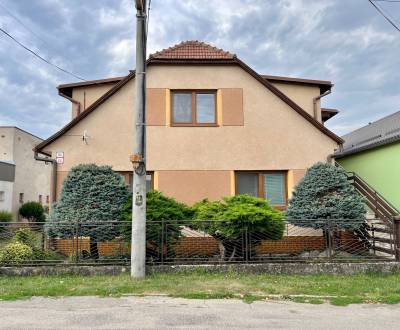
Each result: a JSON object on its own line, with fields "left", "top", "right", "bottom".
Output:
{"left": 34, "top": 40, "right": 343, "bottom": 207}
{"left": 0, "top": 160, "right": 15, "bottom": 214}
{"left": 0, "top": 127, "right": 51, "bottom": 219}
{"left": 334, "top": 111, "right": 400, "bottom": 211}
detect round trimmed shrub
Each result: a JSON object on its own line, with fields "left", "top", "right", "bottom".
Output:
{"left": 19, "top": 202, "right": 46, "bottom": 223}
{"left": 0, "top": 241, "right": 33, "bottom": 265}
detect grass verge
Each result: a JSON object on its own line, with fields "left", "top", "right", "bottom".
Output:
{"left": 1, "top": 270, "right": 400, "bottom": 305}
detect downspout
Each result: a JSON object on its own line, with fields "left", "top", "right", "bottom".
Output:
{"left": 58, "top": 90, "right": 81, "bottom": 117}
{"left": 34, "top": 151, "right": 57, "bottom": 203}
{"left": 313, "top": 89, "right": 332, "bottom": 121}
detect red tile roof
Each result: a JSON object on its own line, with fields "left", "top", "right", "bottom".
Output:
{"left": 149, "top": 40, "right": 235, "bottom": 60}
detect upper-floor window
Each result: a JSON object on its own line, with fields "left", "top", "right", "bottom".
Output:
{"left": 171, "top": 91, "right": 216, "bottom": 126}
{"left": 19, "top": 193, "right": 24, "bottom": 204}
{"left": 236, "top": 171, "right": 287, "bottom": 209}
{"left": 38, "top": 195, "right": 42, "bottom": 204}
{"left": 0, "top": 191, "right": 4, "bottom": 201}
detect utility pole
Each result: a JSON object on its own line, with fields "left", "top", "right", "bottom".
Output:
{"left": 131, "top": 0, "right": 147, "bottom": 279}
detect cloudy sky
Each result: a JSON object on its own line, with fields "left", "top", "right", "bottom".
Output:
{"left": 0, "top": 0, "right": 399, "bottom": 139}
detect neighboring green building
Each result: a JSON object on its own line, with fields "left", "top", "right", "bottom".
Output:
{"left": 334, "top": 111, "right": 400, "bottom": 211}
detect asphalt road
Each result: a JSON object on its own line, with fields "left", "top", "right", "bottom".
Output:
{"left": 0, "top": 296, "right": 399, "bottom": 329}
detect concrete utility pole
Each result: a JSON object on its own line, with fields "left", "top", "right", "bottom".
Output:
{"left": 131, "top": 0, "right": 147, "bottom": 279}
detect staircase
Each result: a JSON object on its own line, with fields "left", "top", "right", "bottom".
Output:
{"left": 335, "top": 162, "right": 400, "bottom": 259}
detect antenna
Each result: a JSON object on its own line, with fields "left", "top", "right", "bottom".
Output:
{"left": 82, "top": 130, "right": 90, "bottom": 144}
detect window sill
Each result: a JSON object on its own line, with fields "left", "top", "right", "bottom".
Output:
{"left": 170, "top": 123, "right": 219, "bottom": 127}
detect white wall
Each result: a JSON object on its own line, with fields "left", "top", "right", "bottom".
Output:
{"left": 0, "top": 181, "right": 13, "bottom": 213}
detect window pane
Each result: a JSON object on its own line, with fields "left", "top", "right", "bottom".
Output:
{"left": 236, "top": 173, "right": 258, "bottom": 197}
{"left": 264, "top": 173, "right": 285, "bottom": 205}
{"left": 146, "top": 174, "right": 153, "bottom": 193}
{"left": 196, "top": 94, "right": 215, "bottom": 123}
{"left": 173, "top": 93, "right": 192, "bottom": 123}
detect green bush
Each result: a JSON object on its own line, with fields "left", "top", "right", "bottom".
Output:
{"left": 121, "top": 191, "right": 192, "bottom": 260}
{"left": 191, "top": 195, "right": 285, "bottom": 260}
{"left": 0, "top": 241, "right": 33, "bottom": 265}
{"left": 13, "top": 228, "right": 38, "bottom": 248}
{"left": 0, "top": 210, "right": 13, "bottom": 223}
{"left": 19, "top": 202, "right": 46, "bottom": 223}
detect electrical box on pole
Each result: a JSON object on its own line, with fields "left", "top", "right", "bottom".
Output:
{"left": 131, "top": 0, "right": 147, "bottom": 279}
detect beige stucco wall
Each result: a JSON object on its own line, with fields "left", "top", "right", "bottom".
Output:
{"left": 0, "top": 127, "right": 51, "bottom": 219}
{"left": 71, "top": 82, "right": 118, "bottom": 118}
{"left": 271, "top": 82, "right": 321, "bottom": 122}
{"left": 44, "top": 64, "right": 337, "bottom": 202}
{"left": 147, "top": 65, "right": 337, "bottom": 170}
{"left": 157, "top": 170, "right": 232, "bottom": 205}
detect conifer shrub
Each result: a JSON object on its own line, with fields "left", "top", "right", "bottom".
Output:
{"left": 19, "top": 202, "right": 45, "bottom": 224}
{"left": 46, "top": 164, "right": 129, "bottom": 258}
{"left": 191, "top": 195, "right": 284, "bottom": 260}
{"left": 285, "top": 162, "right": 366, "bottom": 229}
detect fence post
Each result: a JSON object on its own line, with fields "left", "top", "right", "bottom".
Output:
{"left": 327, "top": 218, "right": 332, "bottom": 260}
{"left": 161, "top": 219, "right": 165, "bottom": 265}
{"left": 244, "top": 226, "right": 249, "bottom": 263}
{"left": 393, "top": 216, "right": 400, "bottom": 261}
{"left": 75, "top": 221, "right": 80, "bottom": 264}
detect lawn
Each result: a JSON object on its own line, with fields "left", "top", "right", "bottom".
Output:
{"left": 1, "top": 271, "right": 400, "bottom": 305}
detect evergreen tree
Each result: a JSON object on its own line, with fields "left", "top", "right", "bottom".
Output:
{"left": 285, "top": 162, "right": 366, "bottom": 229}
{"left": 191, "top": 195, "right": 284, "bottom": 260}
{"left": 47, "top": 164, "right": 129, "bottom": 258}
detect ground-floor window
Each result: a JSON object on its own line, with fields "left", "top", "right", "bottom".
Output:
{"left": 120, "top": 171, "right": 153, "bottom": 193}
{"left": 235, "top": 171, "right": 287, "bottom": 209}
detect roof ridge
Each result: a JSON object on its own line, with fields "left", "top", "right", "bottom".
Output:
{"left": 342, "top": 110, "right": 400, "bottom": 138}
{"left": 149, "top": 40, "right": 236, "bottom": 59}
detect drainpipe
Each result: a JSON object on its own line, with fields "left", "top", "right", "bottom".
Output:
{"left": 313, "top": 89, "right": 332, "bottom": 121}
{"left": 34, "top": 151, "right": 57, "bottom": 203}
{"left": 58, "top": 90, "right": 81, "bottom": 117}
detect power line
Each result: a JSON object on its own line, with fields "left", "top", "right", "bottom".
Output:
{"left": 369, "top": 0, "right": 400, "bottom": 32}
{"left": 372, "top": 1, "right": 400, "bottom": 3}
{"left": 0, "top": 1, "right": 49, "bottom": 47}
{"left": 0, "top": 27, "right": 86, "bottom": 81}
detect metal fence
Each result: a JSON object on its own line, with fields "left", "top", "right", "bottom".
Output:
{"left": 0, "top": 219, "right": 396, "bottom": 266}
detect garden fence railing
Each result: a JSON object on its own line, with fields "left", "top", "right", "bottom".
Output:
{"left": 0, "top": 218, "right": 398, "bottom": 266}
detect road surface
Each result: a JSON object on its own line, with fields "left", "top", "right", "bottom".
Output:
{"left": 0, "top": 296, "right": 399, "bottom": 329}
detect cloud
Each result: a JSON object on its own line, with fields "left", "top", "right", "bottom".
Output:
{"left": 0, "top": 0, "right": 399, "bottom": 139}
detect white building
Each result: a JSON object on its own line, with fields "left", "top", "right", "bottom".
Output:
{"left": 0, "top": 127, "right": 51, "bottom": 220}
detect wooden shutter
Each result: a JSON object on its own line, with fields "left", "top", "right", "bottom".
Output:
{"left": 221, "top": 88, "right": 244, "bottom": 126}
{"left": 146, "top": 88, "right": 166, "bottom": 126}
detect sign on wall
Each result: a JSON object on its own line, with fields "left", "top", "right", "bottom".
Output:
{"left": 56, "top": 151, "right": 64, "bottom": 164}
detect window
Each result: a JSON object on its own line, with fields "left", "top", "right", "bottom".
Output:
{"left": 236, "top": 172, "right": 287, "bottom": 208}
{"left": 46, "top": 195, "right": 50, "bottom": 204}
{"left": 38, "top": 195, "right": 42, "bottom": 204}
{"left": 171, "top": 91, "right": 216, "bottom": 126}
{"left": 127, "top": 172, "right": 153, "bottom": 193}
{"left": 0, "top": 191, "right": 4, "bottom": 201}
{"left": 19, "top": 193, "right": 24, "bottom": 204}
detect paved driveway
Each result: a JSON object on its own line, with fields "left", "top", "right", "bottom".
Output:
{"left": 0, "top": 296, "right": 399, "bottom": 329}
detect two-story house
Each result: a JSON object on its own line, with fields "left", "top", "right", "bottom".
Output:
{"left": 34, "top": 41, "right": 342, "bottom": 207}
